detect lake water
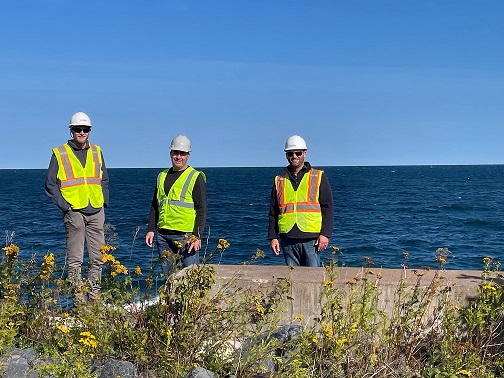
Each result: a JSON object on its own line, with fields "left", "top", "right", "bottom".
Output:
{"left": 1, "top": 165, "right": 503, "bottom": 273}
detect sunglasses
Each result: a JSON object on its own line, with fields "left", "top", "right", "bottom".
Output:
{"left": 171, "top": 150, "right": 189, "bottom": 156}
{"left": 286, "top": 151, "right": 304, "bottom": 157}
{"left": 72, "top": 127, "right": 91, "bottom": 134}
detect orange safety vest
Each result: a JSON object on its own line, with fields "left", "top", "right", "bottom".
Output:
{"left": 275, "top": 168, "right": 323, "bottom": 233}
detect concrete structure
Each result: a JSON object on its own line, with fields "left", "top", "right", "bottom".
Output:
{"left": 210, "top": 265, "right": 498, "bottom": 327}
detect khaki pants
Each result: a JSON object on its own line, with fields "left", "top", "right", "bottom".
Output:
{"left": 63, "top": 208, "right": 105, "bottom": 300}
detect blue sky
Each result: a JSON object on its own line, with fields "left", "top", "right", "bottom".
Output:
{"left": 1, "top": 0, "right": 502, "bottom": 169}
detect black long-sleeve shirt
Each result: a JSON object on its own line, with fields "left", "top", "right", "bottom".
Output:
{"left": 45, "top": 140, "right": 109, "bottom": 215}
{"left": 267, "top": 162, "right": 334, "bottom": 240}
{"left": 147, "top": 166, "right": 207, "bottom": 238}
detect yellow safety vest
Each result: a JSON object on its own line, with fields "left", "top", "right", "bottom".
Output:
{"left": 157, "top": 167, "right": 205, "bottom": 232}
{"left": 275, "top": 168, "right": 323, "bottom": 234}
{"left": 53, "top": 143, "right": 104, "bottom": 210}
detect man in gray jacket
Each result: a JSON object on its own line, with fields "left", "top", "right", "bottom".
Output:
{"left": 45, "top": 112, "right": 109, "bottom": 304}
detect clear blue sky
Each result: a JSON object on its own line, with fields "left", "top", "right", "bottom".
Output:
{"left": 1, "top": 0, "right": 502, "bottom": 169}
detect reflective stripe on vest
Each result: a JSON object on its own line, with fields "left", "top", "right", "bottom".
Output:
{"left": 156, "top": 167, "right": 204, "bottom": 232}
{"left": 53, "top": 143, "right": 104, "bottom": 209}
{"left": 276, "top": 168, "right": 323, "bottom": 233}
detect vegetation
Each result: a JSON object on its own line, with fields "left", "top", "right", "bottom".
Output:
{"left": 0, "top": 229, "right": 503, "bottom": 377}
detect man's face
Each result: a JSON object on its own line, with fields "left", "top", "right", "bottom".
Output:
{"left": 71, "top": 126, "right": 91, "bottom": 146}
{"left": 285, "top": 150, "right": 306, "bottom": 170}
{"left": 170, "top": 150, "right": 189, "bottom": 171}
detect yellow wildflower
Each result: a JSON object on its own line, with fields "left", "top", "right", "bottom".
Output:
{"left": 79, "top": 331, "right": 98, "bottom": 348}
{"left": 134, "top": 266, "right": 142, "bottom": 275}
{"left": 99, "top": 245, "right": 116, "bottom": 253}
{"left": 3, "top": 244, "right": 19, "bottom": 259}
{"left": 483, "top": 256, "right": 493, "bottom": 263}
{"left": 347, "top": 279, "right": 357, "bottom": 285}
{"left": 312, "top": 338, "right": 318, "bottom": 344}
{"left": 188, "top": 234, "right": 199, "bottom": 244}
{"left": 112, "top": 260, "right": 128, "bottom": 275}
{"left": 323, "top": 279, "right": 334, "bottom": 286}
{"left": 173, "top": 240, "right": 183, "bottom": 249}
{"left": 482, "top": 284, "right": 497, "bottom": 292}
{"left": 40, "top": 253, "right": 55, "bottom": 280}
{"left": 337, "top": 338, "right": 346, "bottom": 345}
{"left": 324, "top": 325, "right": 333, "bottom": 338}
{"left": 56, "top": 325, "right": 69, "bottom": 333}
{"left": 217, "top": 238, "right": 230, "bottom": 249}
{"left": 162, "top": 250, "right": 171, "bottom": 259}
{"left": 294, "top": 315, "right": 304, "bottom": 320}
{"left": 101, "top": 252, "right": 116, "bottom": 263}
{"left": 456, "top": 370, "right": 472, "bottom": 377}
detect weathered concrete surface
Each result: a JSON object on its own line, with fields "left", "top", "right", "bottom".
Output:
{"left": 210, "top": 265, "right": 496, "bottom": 326}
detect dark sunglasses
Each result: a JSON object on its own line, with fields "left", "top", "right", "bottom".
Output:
{"left": 171, "top": 150, "right": 189, "bottom": 156}
{"left": 286, "top": 151, "right": 304, "bottom": 157}
{"left": 72, "top": 127, "right": 91, "bottom": 133}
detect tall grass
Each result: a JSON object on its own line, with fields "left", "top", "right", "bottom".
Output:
{"left": 1, "top": 234, "right": 503, "bottom": 377}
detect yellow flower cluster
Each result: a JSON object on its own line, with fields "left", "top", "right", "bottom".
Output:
{"left": 111, "top": 260, "right": 128, "bottom": 277}
{"left": 324, "top": 324, "right": 333, "bottom": 338}
{"left": 100, "top": 244, "right": 116, "bottom": 254}
{"left": 101, "top": 252, "right": 115, "bottom": 263}
{"left": 482, "top": 284, "right": 497, "bottom": 292}
{"left": 188, "top": 234, "right": 199, "bottom": 244}
{"left": 56, "top": 325, "right": 70, "bottom": 333}
{"left": 79, "top": 331, "right": 98, "bottom": 348}
{"left": 39, "top": 253, "right": 55, "bottom": 280}
{"left": 134, "top": 266, "right": 142, "bottom": 275}
{"left": 4, "top": 283, "right": 20, "bottom": 301}
{"left": 2, "top": 243, "right": 19, "bottom": 259}
{"left": 252, "top": 297, "right": 265, "bottom": 318}
{"left": 100, "top": 247, "right": 128, "bottom": 277}
{"left": 217, "top": 238, "right": 230, "bottom": 249}
{"left": 323, "top": 279, "right": 334, "bottom": 287}
{"left": 456, "top": 370, "right": 472, "bottom": 377}
{"left": 162, "top": 250, "right": 172, "bottom": 259}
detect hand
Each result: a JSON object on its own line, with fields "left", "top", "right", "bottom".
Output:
{"left": 145, "top": 231, "right": 155, "bottom": 247}
{"left": 315, "top": 235, "right": 329, "bottom": 252}
{"left": 270, "top": 239, "right": 281, "bottom": 256}
{"left": 187, "top": 238, "right": 201, "bottom": 253}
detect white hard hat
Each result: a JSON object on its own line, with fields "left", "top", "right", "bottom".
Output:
{"left": 284, "top": 135, "right": 307, "bottom": 151}
{"left": 69, "top": 112, "right": 92, "bottom": 128}
{"left": 170, "top": 135, "right": 191, "bottom": 152}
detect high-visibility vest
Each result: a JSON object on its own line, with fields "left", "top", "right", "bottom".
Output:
{"left": 53, "top": 143, "right": 104, "bottom": 209}
{"left": 156, "top": 167, "right": 205, "bottom": 232}
{"left": 275, "top": 168, "right": 323, "bottom": 234}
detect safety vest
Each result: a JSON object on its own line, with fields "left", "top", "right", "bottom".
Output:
{"left": 276, "top": 168, "right": 323, "bottom": 234}
{"left": 156, "top": 167, "right": 205, "bottom": 232}
{"left": 53, "top": 143, "right": 104, "bottom": 210}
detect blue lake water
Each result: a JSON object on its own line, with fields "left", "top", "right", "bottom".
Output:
{"left": 1, "top": 165, "right": 503, "bottom": 273}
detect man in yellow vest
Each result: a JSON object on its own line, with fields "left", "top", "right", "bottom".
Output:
{"left": 45, "top": 112, "right": 109, "bottom": 304}
{"left": 145, "top": 135, "right": 207, "bottom": 276}
{"left": 268, "top": 135, "right": 334, "bottom": 266}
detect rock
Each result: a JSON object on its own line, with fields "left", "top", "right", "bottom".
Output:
{"left": 185, "top": 366, "right": 215, "bottom": 378}
{"left": 98, "top": 359, "right": 138, "bottom": 378}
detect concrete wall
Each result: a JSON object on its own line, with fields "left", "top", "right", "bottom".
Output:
{"left": 210, "top": 265, "right": 494, "bottom": 327}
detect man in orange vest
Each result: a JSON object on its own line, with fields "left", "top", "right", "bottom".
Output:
{"left": 45, "top": 112, "right": 109, "bottom": 304}
{"left": 268, "top": 135, "right": 334, "bottom": 266}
